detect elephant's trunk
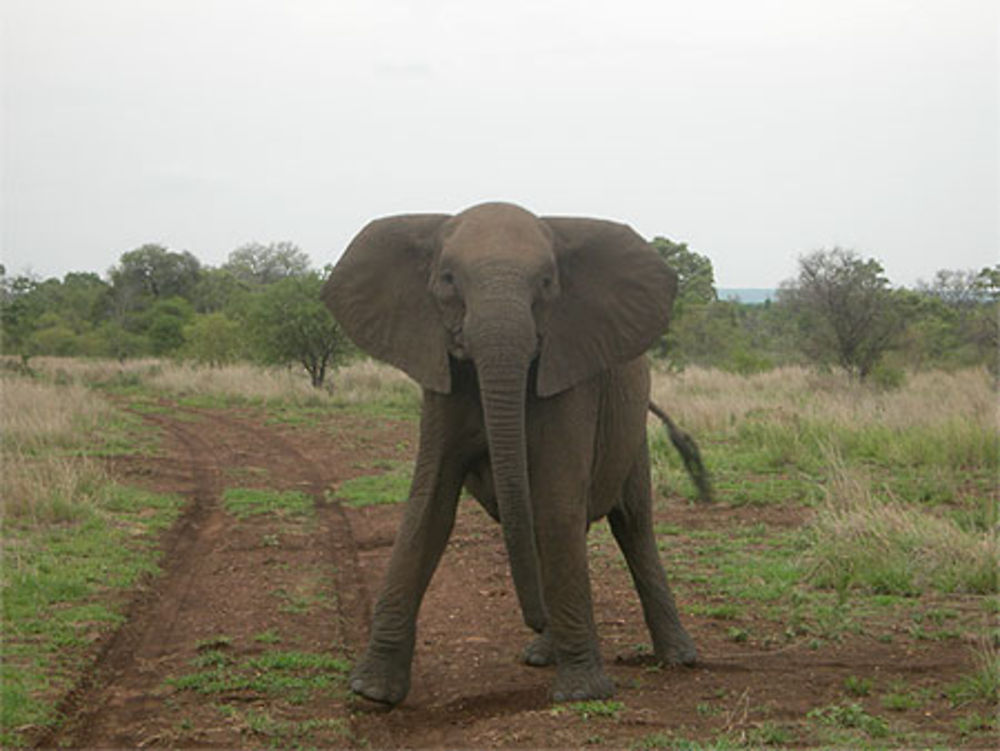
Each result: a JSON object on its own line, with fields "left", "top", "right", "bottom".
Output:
{"left": 467, "top": 298, "right": 547, "bottom": 633}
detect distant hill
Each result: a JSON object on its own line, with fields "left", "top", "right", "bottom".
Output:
{"left": 718, "top": 288, "right": 777, "bottom": 304}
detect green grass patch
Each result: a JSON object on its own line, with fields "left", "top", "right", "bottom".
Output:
{"left": 714, "top": 472, "right": 822, "bottom": 507}
{"left": 880, "top": 682, "right": 932, "bottom": 712}
{"left": 254, "top": 629, "right": 282, "bottom": 644}
{"left": 629, "top": 732, "right": 743, "bottom": 750}
{"left": 333, "top": 462, "right": 412, "bottom": 507}
{"left": 195, "top": 634, "right": 233, "bottom": 651}
{"left": 663, "top": 525, "right": 807, "bottom": 605}
{"left": 651, "top": 392, "right": 997, "bottom": 511}
{"left": 168, "top": 649, "right": 350, "bottom": 705}
{"left": 956, "top": 710, "right": 997, "bottom": 737}
{"left": 1, "top": 484, "right": 182, "bottom": 746}
{"left": 552, "top": 699, "right": 625, "bottom": 720}
{"left": 807, "top": 701, "right": 890, "bottom": 740}
{"left": 87, "top": 409, "right": 164, "bottom": 458}
{"left": 272, "top": 585, "right": 327, "bottom": 615}
{"left": 221, "top": 488, "right": 314, "bottom": 520}
{"left": 216, "top": 706, "right": 350, "bottom": 748}
{"left": 687, "top": 603, "right": 744, "bottom": 621}
{"left": 733, "top": 416, "right": 997, "bottom": 476}
{"left": 843, "top": 675, "right": 873, "bottom": 697}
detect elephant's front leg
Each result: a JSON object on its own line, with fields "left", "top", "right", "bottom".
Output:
{"left": 534, "top": 491, "right": 613, "bottom": 701}
{"left": 350, "top": 399, "right": 467, "bottom": 705}
{"left": 528, "top": 384, "right": 612, "bottom": 700}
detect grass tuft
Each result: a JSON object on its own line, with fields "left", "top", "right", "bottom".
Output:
{"left": 804, "top": 457, "right": 998, "bottom": 596}
{"left": 807, "top": 702, "right": 890, "bottom": 739}
{"left": 946, "top": 640, "right": 1000, "bottom": 707}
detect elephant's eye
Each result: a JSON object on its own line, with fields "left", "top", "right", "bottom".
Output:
{"left": 435, "top": 270, "right": 460, "bottom": 302}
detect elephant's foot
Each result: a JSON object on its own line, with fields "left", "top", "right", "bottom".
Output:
{"left": 552, "top": 663, "right": 615, "bottom": 703}
{"left": 653, "top": 626, "right": 698, "bottom": 666}
{"left": 522, "top": 630, "right": 555, "bottom": 667}
{"left": 349, "top": 652, "right": 411, "bottom": 706}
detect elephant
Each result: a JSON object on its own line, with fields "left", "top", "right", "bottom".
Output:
{"left": 323, "top": 201, "right": 701, "bottom": 705}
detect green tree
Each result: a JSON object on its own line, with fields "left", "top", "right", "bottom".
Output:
{"left": 649, "top": 238, "right": 717, "bottom": 360}
{"left": 969, "top": 266, "right": 1000, "bottom": 373}
{"left": 96, "top": 245, "right": 202, "bottom": 357}
{"left": 669, "top": 300, "right": 777, "bottom": 373}
{"left": 0, "top": 271, "right": 109, "bottom": 356}
{"left": 57, "top": 273, "right": 108, "bottom": 331}
{"left": 245, "top": 272, "right": 347, "bottom": 387}
{"left": 95, "top": 321, "right": 147, "bottom": 361}
{"left": 141, "top": 297, "right": 195, "bottom": 355}
{"left": 183, "top": 313, "right": 245, "bottom": 365}
{"left": 223, "top": 241, "right": 311, "bottom": 286}
{"left": 919, "top": 268, "right": 987, "bottom": 309}
{"left": 650, "top": 237, "right": 716, "bottom": 314}
{"left": 1, "top": 272, "right": 43, "bottom": 355}
{"left": 28, "top": 312, "right": 80, "bottom": 356}
{"left": 778, "top": 248, "right": 904, "bottom": 380}
{"left": 190, "top": 268, "right": 249, "bottom": 313}
{"left": 108, "top": 244, "right": 203, "bottom": 308}
{"left": 899, "top": 265, "right": 999, "bottom": 372}
{"left": 894, "top": 290, "right": 960, "bottom": 369}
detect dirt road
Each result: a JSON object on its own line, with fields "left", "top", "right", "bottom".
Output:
{"left": 41, "top": 403, "right": 987, "bottom": 748}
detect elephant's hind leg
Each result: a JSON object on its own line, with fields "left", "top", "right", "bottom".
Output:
{"left": 608, "top": 448, "right": 697, "bottom": 665}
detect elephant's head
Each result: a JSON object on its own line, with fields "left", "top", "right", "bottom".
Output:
{"left": 323, "top": 202, "right": 677, "bottom": 631}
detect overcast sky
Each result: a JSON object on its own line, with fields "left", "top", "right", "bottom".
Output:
{"left": 2, "top": 0, "right": 997, "bottom": 288}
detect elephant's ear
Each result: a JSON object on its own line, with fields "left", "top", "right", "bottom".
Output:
{"left": 537, "top": 217, "right": 677, "bottom": 398}
{"left": 322, "top": 214, "right": 452, "bottom": 393}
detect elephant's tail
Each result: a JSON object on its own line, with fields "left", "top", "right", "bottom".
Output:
{"left": 649, "top": 402, "right": 713, "bottom": 504}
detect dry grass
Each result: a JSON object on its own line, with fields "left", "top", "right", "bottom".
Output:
{"left": 10, "top": 356, "right": 165, "bottom": 386}
{"left": 1, "top": 375, "right": 114, "bottom": 524}
{"left": 146, "top": 361, "right": 331, "bottom": 403}
{"left": 1, "top": 451, "right": 109, "bottom": 525}
{"left": 1, "top": 376, "right": 112, "bottom": 448}
{"left": 650, "top": 365, "right": 996, "bottom": 433}
{"left": 16, "top": 358, "right": 995, "bottom": 431}
{"left": 5, "top": 356, "right": 421, "bottom": 410}
{"left": 326, "top": 359, "right": 420, "bottom": 408}
{"left": 143, "top": 358, "right": 420, "bottom": 409}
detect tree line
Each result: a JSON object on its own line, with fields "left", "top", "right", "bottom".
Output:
{"left": 654, "top": 239, "right": 997, "bottom": 383}
{"left": 2, "top": 239, "right": 997, "bottom": 387}
{"left": 0, "top": 242, "right": 346, "bottom": 387}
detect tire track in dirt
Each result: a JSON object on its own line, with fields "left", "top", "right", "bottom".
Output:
{"left": 184, "top": 408, "right": 372, "bottom": 650}
{"left": 44, "top": 406, "right": 372, "bottom": 749}
{"left": 43, "top": 411, "right": 227, "bottom": 748}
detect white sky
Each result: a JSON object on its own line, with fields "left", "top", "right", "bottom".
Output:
{"left": 2, "top": 0, "right": 997, "bottom": 288}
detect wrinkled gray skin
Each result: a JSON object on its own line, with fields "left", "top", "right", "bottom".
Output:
{"left": 323, "top": 202, "right": 697, "bottom": 706}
